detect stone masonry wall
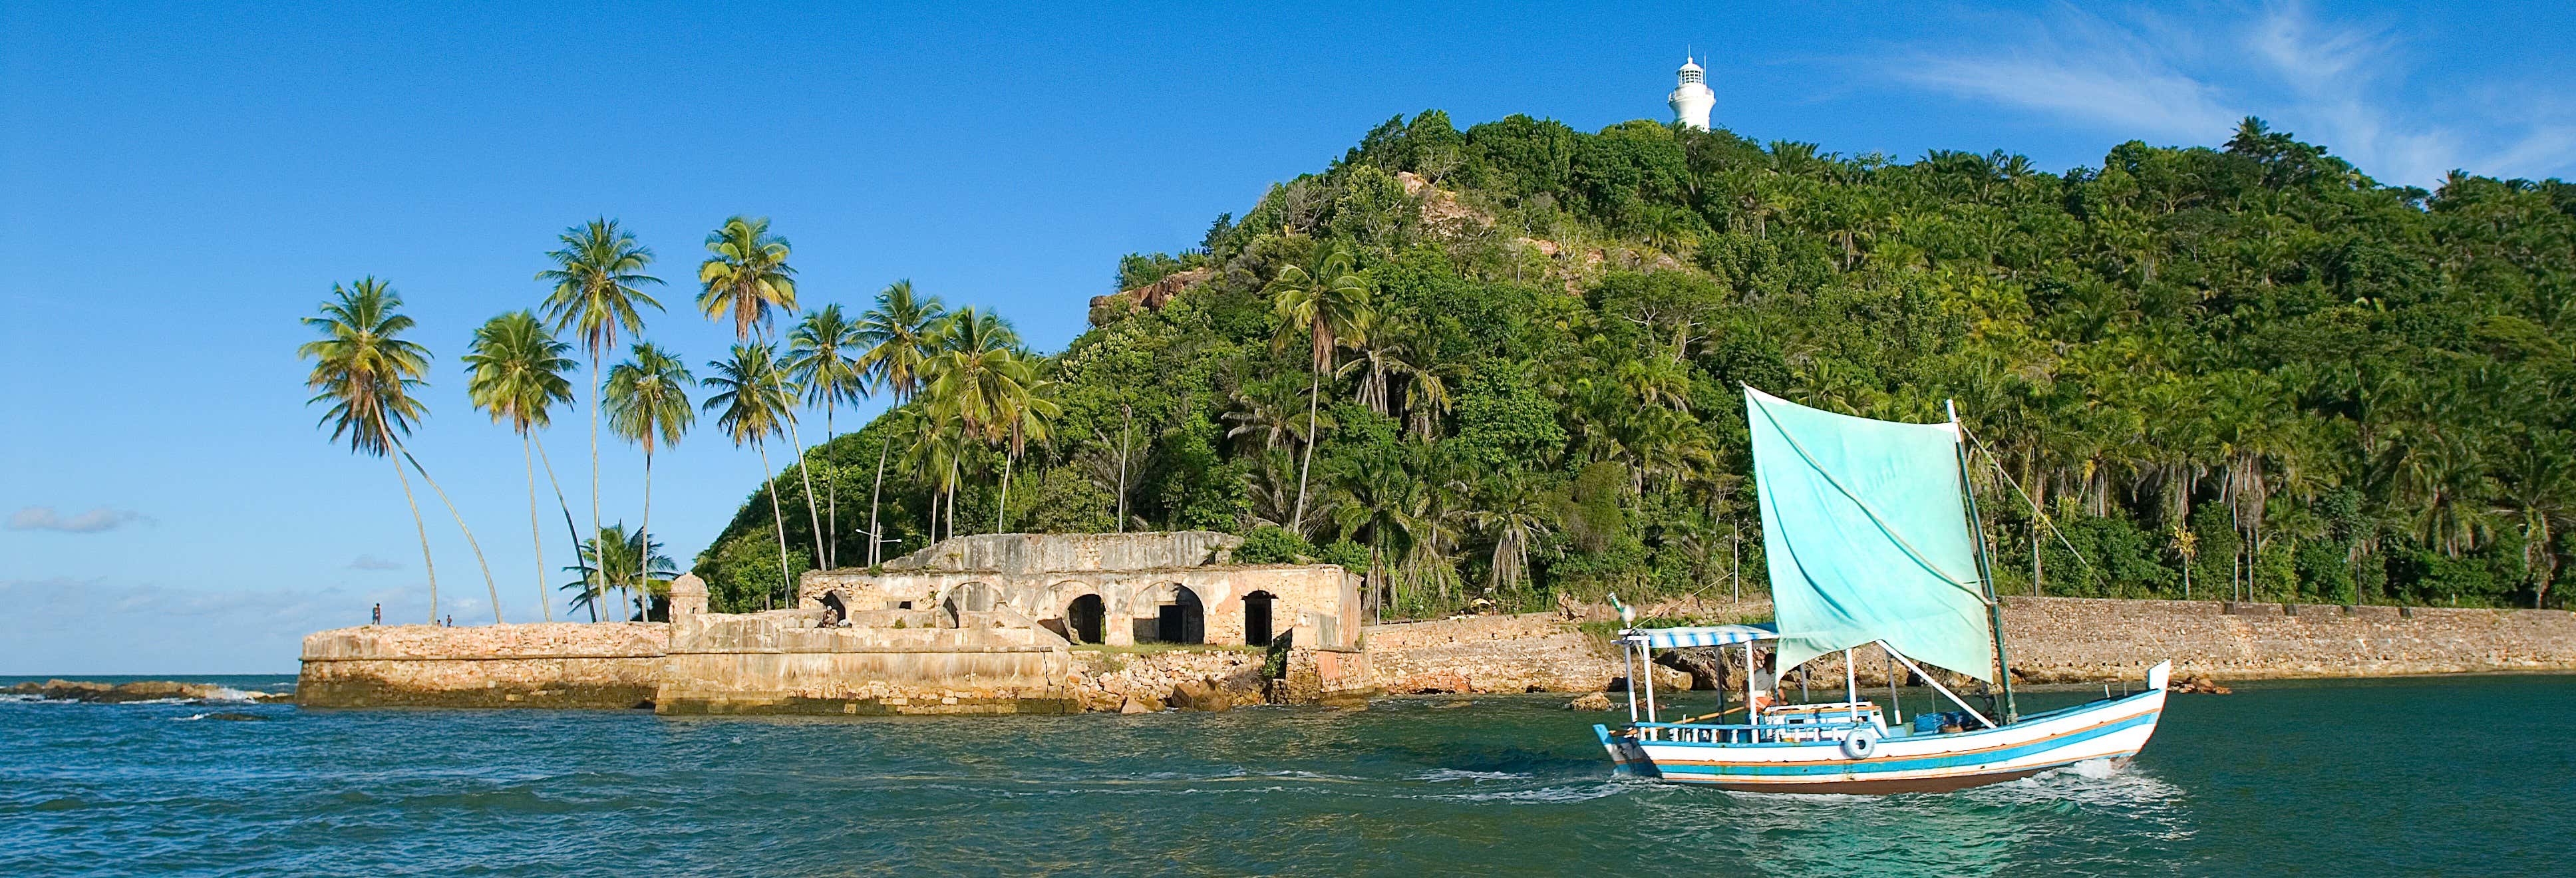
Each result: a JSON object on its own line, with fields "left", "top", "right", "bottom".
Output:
{"left": 296, "top": 623, "right": 667, "bottom": 709}
{"left": 1363, "top": 597, "right": 2576, "bottom": 694}
{"left": 2004, "top": 597, "right": 2576, "bottom": 682}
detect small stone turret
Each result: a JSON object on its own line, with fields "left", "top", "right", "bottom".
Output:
{"left": 668, "top": 573, "right": 709, "bottom": 622}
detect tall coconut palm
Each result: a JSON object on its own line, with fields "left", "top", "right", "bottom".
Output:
{"left": 788, "top": 305, "right": 866, "bottom": 567}
{"left": 301, "top": 277, "right": 440, "bottom": 622}
{"left": 604, "top": 343, "right": 693, "bottom": 621}
{"left": 463, "top": 311, "right": 576, "bottom": 621}
{"left": 703, "top": 343, "right": 798, "bottom": 608}
{"left": 1266, "top": 243, "right": 1372, "bottom": 533}
{"left": 923, "top": 308, "right": 1026, "bottom": 536}
{"left": 697, "top": 216, "right": 824, "bottom": 569}
{"left": 536, "top": 218, "right": 663, "bottom": 615}
{"left": 854, "top": 279, "right": 947, "bottom": 563}
{"left": 697, "top": 216, "right": 798, "bottom": 342}
{"left": 995, "top": 370, "right": 1060, "bottom": 532}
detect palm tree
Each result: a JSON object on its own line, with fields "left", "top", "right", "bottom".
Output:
{"left": 703, "top": 343, "right": 798, "bottom": 608}
{"left": 301, "top": 277, "right": 440, "bottom": 622}
{"left": 560, "top": 523, "right": 678, "bottom": 621}
{"left": 697, "top": 216, "right": 798, "bottom": 341}
{"left": 2492, "top": 436, "right": 2571, "bottom": 607}
{"left": 996, "top": 372, "right": 1060, "bottom": 532}
{"left": 788, "top": 305, "right": 866, "bottom": 566}
{"left": 1472, "top": 476, "right": 1557, "bottom": 594}
{"left": 603, "top": 343, "right": 693, "bottom": 622}
{"left": 854, "top": 280, "right": 948, "bottom": 563}
{"left": 1266, "top": 243, "right": 1372, "bottom": 533}
{"left": 536, "top": 218, "right": 663, "bottom": 616}
{"left": 463, "top": 311, "right": 576, "bottom": 621}
{"left": 922, "top": 307, "right": 1025, "bottom": 537}
{"left": 697, "top": 216, "right": 823, "bottom": 569}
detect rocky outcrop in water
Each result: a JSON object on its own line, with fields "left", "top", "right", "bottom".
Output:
{"left": 7, "top": 680, "right": 287, "bottom": 703}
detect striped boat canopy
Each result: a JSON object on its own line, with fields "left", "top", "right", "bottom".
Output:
{"left": 1624, "top": 623, "right": 1779, "bottom": 649}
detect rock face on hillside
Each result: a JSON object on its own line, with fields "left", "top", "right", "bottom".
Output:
{"left": 1089, "top": 267, "right": 1215, "bottom": 324}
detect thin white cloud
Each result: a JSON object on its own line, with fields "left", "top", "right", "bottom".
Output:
{"left": 7, "top": 506, "right": 148, "bottom": 533}
{"left": 1883, "top": 2, "right": 2576, "bottom": 186}
{"left": 347, "top": 554, "right": 402, "bottom": 571}
{"left": 1893, "top": 7, "right": 2239, "bottom": 140}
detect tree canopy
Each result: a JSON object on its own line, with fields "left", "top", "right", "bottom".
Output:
{"left": 694, "top": 110, "right": 2576, "bottom": 615}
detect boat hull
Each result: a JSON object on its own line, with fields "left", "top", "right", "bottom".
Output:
{"left": 1597, "top": 682, "right": 2166, "bottom": 795}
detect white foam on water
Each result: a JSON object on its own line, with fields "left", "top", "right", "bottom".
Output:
{"left": 174, "top": 713, "right": 211, "bottom": 722}
{"left": 1433, "top": 782, "right": 1628, "bottom": 804}
{"left": 1416, "top": 768, "right": 1528, "bottom": 782}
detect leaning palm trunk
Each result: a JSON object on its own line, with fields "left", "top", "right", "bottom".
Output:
{"left": 586, "top": 354, "right": 605, "bottom": 623}
{"left": 997, "top": 447, "right": 1013, "bottom": 533}
{"left": 534, "top": 436, "right": 590, "bottom": 621}
{"left": 824, "top": 405, "right": 838, "bottom": 568}
{"left": 399, "top": 441, "right": 500, "bottom": 623}
{"left": 782, "top": 416, "right": 829, "bottom": 571}
{"left": 1292, "top": 370, "right": 1319, "bottom": 533}
{"left": 637, "top": 448, "right": 655, "bottom": 622}
{"left": 524, "top": 434, "right": 550, "bottom": 621}
{"left": 868, "top": 438, "right": 890, "bottom": 566}
{"left": 758, "top": 440, "right": 792, "bottom": 611}
{"left": 946, "top": 454, "right": 961, "bottom": 540}
{"left": 387, "top": 426, "right": 438, "bottom": 624}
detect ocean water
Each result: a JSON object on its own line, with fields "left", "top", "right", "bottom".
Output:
{"left": 1, "top": 673, "right": 2567, "bottom": 876}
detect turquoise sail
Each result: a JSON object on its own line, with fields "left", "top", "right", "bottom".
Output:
{"left": 1744, "top": 386, "right": 1996, "bottom": 681}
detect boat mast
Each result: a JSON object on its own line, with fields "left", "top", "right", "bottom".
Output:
{"left": 1947, "top": 399, "right": 2020, "bottom": 722}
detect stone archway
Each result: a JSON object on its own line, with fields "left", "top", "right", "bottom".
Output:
{"left": 1065, "top": 594, "right": 1106, "bottom": 645}
{"left": 1133, "top": 582, "right": 1204, "bottom": 645}
{"left": 1241, "top": 590, "right": 1276, "bottom": 647}
{"left": 942, "top": 581, "right": 1001, "bottom": 627}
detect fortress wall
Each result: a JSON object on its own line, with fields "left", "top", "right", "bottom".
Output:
{"left": 651, "top": 610, "right": 1079, "bottom": 716}
{"left": 295, "top": 623, "right": 667, "bottom": 709}
{"left": 2005, "top": 597, "right": 2576, "bottom": 682}
{"left": 1361, "top": 598, "right": 2576, "bottom": 694}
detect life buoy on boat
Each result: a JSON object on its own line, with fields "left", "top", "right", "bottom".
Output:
{"left": 1840, "top": 728, "right": 1879, "bottom": 760}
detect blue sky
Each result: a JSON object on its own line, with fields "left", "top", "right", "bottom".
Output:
{"left": 6, "top": 1, "right": 2573, "bottom": 674}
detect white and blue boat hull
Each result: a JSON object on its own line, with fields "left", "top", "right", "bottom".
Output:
{"left": 1598, "top": 663, "right": 2168, "bottom": 794}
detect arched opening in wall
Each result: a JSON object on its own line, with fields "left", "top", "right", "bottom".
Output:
{"left": 1066, "top": 594, "right": 1105, "bottom": 644}
{"left": 1134, "top": 583, "right": 1204, "bottom": 645}
{"left": 1242, "top": 591, "right": 1276, "bottom": 647}
{"left": 943, "top": 582, "right": 999, "bottom": 627}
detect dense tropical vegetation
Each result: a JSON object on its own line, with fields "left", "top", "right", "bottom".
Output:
{"left": 302, "top": 108, "right": 2575, "bottom": 623}
{"left": 694, "top": 112, "right": 2574, "bottom": 617}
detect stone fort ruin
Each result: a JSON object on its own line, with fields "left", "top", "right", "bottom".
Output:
{"left": 797, "top": 531, "right": 1361, "bottom": 650}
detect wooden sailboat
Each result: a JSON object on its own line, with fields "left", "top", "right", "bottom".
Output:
{"left": 1593, "top": 387, "right": 2169, "bottom": 794}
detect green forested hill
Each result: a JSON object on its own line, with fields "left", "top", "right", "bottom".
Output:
{"left": 692, "top": 110, "right": 2576, "bottom": 617}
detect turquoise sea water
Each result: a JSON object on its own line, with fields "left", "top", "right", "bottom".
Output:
{"left": 2, "top": 673, "right": 2567, "bottom": 876}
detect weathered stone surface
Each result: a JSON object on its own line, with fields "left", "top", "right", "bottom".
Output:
{"left": 802, "top": 532, "right": 1363, "bottom": 651}
{"left": 653, "top": 609, "right": 1080, "bottom": 716}
{"left": 1365, "top": 598, "right": 2576, "bottom": 692}
{"left": 1170, "top": 679, "right": 1231, "bottom": 712}
{"left": 296, "top": 623, "right": 667, "bottom": 709}
{"left": 1566, "top": 692, "right": 1615, "bottom": 711}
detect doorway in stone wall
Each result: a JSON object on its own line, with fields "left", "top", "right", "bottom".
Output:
{"left": 1136, "top": 583, "right": 1204, "bottom": 644}
{"left": 1242, "top": 590, "right": 1275, "bottom": 647}
{"left": 1066, "top": 594, "right": 1105, "bottom": 644}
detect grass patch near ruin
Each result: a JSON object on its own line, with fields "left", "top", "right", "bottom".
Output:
{"left": 1071, "top": 643, "right": 1266, "bottom": 656}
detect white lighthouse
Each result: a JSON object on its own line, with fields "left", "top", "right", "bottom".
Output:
{"left": 1669, "top": 57, "right": 1714, "bottom": 130}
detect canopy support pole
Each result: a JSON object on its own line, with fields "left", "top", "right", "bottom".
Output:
{"left": 1641, "top": 642, "right": 1659, "bottom": 724}
{"left": 1949, "top": 398, "right": 2020, "bottom": 723}
{"left": 1620, "top": 637, "right": 1639, "bottom": 724}
{"left": 1880, "top": 641, "right": 1995, "bottom": 729}
{"left": 1843, "top": 649, "right": 1857, "bottom": 711}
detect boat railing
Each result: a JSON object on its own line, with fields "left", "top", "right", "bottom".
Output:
{"left": 1627, "top": 717, "right": 1877, "bottom": 744}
